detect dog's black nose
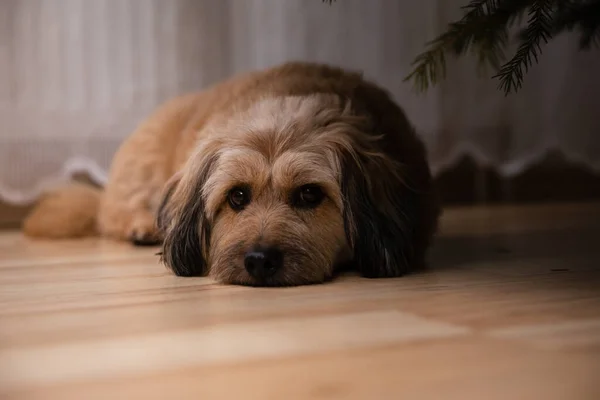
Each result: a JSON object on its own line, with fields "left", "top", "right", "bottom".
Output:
{"left": 244, "top": 247, "right": 283, "bottom": 279}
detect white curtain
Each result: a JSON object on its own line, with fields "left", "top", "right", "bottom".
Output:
{"left": 1, "top": 0, "right": 599, "bottom": 205}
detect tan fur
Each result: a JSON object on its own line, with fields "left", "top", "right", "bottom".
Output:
{"left": 22, "top": 183, "right": 100, "bottom": 238}
{"left": 24, "top": 61, "right": 440, "bottom": 286}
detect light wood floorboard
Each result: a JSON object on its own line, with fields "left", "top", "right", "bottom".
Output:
{"left": 1, "top": 202, "right": 599, "bottom": 399}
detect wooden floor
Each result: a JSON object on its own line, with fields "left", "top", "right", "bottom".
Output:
{"left": 1, "top": 202, "right": 599, "bottom": 400}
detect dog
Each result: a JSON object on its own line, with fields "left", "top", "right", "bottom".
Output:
{"left": 23, "top": 61, "right": 440, "bottom": 286}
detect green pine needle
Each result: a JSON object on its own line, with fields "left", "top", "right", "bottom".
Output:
{"left": 321, "top": 0, "right": 599, "bottom": 95}
{"left": 403, "top": 0, "right": 532, "bottom": 93}
{"left": 492, "top": 0, "right": 554, "bottom": 94}
{"left": 402, "top": 0, "right": 599, "bottom": 95}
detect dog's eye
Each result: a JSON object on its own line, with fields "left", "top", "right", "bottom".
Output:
{"left": 228, "top": 186, "right": 251, "bottom": 210}
{"left": 293, "top": 184, "right": 324, "bottom": 209}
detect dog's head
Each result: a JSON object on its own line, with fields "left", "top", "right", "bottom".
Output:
{"left": 157, "top": 94, "right": 424, "bottom": 286}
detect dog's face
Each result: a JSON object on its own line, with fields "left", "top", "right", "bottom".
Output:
{"left": 158, "top": 94, "right": 423, "bottom": 286}
{"left": 203, "top": 145, "right": 348, "bottom": 286}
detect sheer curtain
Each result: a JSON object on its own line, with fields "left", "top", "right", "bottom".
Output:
{"left": 1, "top": 0, "right": 599, "bottom": 205}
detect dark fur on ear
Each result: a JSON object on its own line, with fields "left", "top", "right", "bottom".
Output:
{"left": 156, "top": 156, "right": 217, "bottom": 277}
{"left": 340, "top": 149, "right": 434, "bottom": 278}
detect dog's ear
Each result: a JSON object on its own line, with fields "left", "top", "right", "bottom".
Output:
{"left": 340, "top": 149, "right": 423, "bottom": 278}
{"left": 156, "top": 170, "right": 184, "bottom": 233}
{"left": 156, "top": 158, "right": 216, "bottom": 277}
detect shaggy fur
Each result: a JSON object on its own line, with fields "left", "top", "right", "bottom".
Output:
{"left": 23, "top": 61, "right": 440, "bottom": 286}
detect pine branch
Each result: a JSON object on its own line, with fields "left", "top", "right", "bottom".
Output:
{"left": 321, "top": 0, "right": 600, "bottom": 95}
{"left": 403, "top": 0, "right": 532, "bottom": 93}
{"left": 493, "top": 0, "right": 554, "bottom": 94}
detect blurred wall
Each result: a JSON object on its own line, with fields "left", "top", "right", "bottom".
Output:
{"left": 1, "top": 0, "right": 599, "bottom": 211}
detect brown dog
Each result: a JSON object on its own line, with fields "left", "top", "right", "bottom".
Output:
{"left": 23, "top": 62, "right": 440, "bottom": 286}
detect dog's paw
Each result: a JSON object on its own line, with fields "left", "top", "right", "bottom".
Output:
{"left": 127, "top": 213, "right": 162, "bottom": 246}
{"left": 131, "top": 231, "right": 161, "bottom": 246}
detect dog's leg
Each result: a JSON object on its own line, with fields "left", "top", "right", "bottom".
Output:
{"left": 97, "top": 135, "right": 172, "bottom": 245}
{"left": 98, "top": 184, "right": 165, "bottom": 245}
{"left": 96, "top": 94, "right": 204, "bottom": 245}
{"left": 96, "top": 122, "right": 181, "bottom": 245}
